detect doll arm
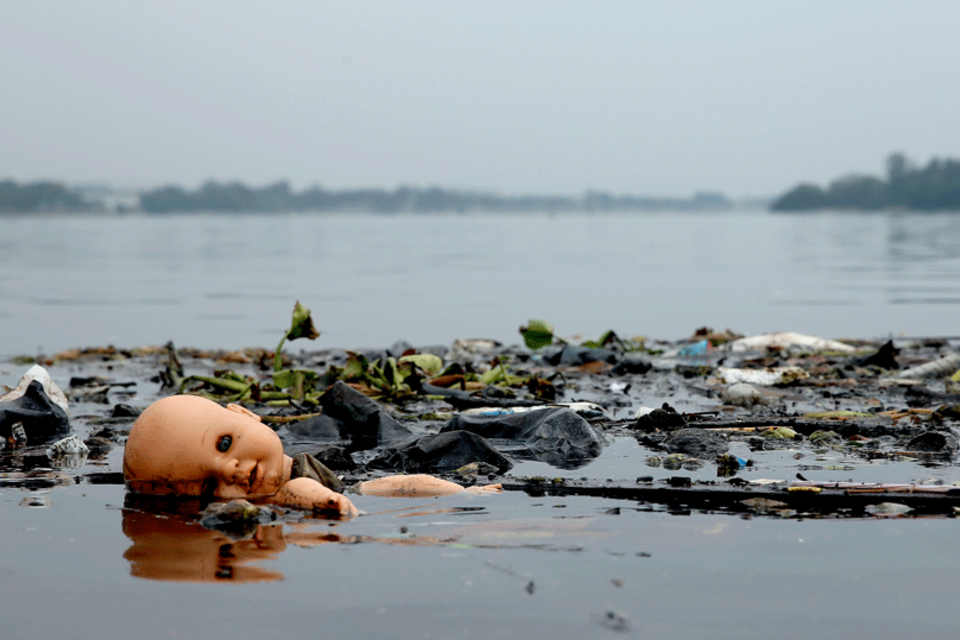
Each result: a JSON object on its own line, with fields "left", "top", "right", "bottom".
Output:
{"left": 268, "top": 477, "right": 359, "bottom": 518}
{"left": 461, "top": 483, "right": 503, "bottom": 495}
{"left": 355, "top": 474, "right": 502, "bottom": 498}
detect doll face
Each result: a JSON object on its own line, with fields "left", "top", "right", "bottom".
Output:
{"left": 124, "top": 395, "right": 289, "bottom": 499}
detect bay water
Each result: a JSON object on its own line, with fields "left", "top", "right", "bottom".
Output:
{"left": 2, "top": 209, "right": 960, "bottom": 356}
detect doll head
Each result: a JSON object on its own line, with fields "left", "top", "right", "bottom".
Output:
{"left": 124, "top": 395, "right": 291, "bottom": 499}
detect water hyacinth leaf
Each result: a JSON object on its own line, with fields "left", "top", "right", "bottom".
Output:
{"left": 520, "top": 320, "right": 554, "bottom": 350}
{"left": 762, "top": 427, "right": 799, "bottom": 439}
{"left": 382, "top": 357, "right": 399, "bottom": 388}
{"left": 527, "top": 376, "right": 557, "bottom": 401}
{"left": 287, "top": 301, "right": 320, "bottom": 341}
{"left": 179, "top": 373, "right": 252, "bottom": 395}
{"left": 808, "top": 430, "right": 840, "bottom": 444}
{"left": 366, "top": 360, "right": 389, "bottom": 387}
{"left": 582, "top": 330, "right": 626, "bottom": 350}
{"left": 399, "top": 354, "right": 443, "bottom": 376}
{"left": 478, "top": 366, "right": 527, "bottom": 387}
{"left": 273, "top": 368, "right": 316, "bottom": 391}
{"left": 343, "top": 352, "right": 368, "bottom": 380}
{"left": 274, "top": 301, "right": 320, "bottom": 372}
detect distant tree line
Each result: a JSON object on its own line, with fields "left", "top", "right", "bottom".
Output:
{"left": 0, "top": 177, "right": 734, "bottom": 214}
{"left": 771, "top": 153, "right": 960, "bottom": 211}
{"left": 138, "top": 181, "right": 732, "bottom": 214}
{"left": 0, "top": 179, "right": 90, "bottom": 213}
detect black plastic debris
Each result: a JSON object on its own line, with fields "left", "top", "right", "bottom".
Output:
{"left": 633, "top": 403, "right": 687, "bottom": 432}
{"left": 542, "top": 344, "right": 619, "bottom": 367}
{"left": 84, "top": 436, "right": 113, "bottom": 455}
{"left": 417, "top": 380, "right": 544, "bottom": 410}
{"left": 858, "top": 340, "right": 899, "bottom": 370}
{"left": 442, "top": 407, "right": 604, "bottom": 468}
{"left": 905, "top": 430, "right": 958, "bottom": 452}
{"left": 111, "top": 404, "right": 142, "bottom": 418}
{"left": 370, "top": 430, "right": 513, "bottom": 473}
{"left": 611, "top": 353, "right": 653, "bottom": 375}
{"left": 290, "top": 452, "right": 345, "bottom": 492}
{"left": 280, "top": 414, "right": 342, "bottom": 441}
{"left": 312, "top": 446, "right": 357, "bottom": 472}
{"left": 317, "top": 380, "right": 413, "bottom": 450}
{"left": 0, "top": 380, "right": 71, "bottom": 445}
{"left": 662, "top": 428, "right": 729, "bottom": 458}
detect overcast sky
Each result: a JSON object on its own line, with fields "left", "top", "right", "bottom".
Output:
{"left": 2, "top": 1, "right": 959, "bottom": 198}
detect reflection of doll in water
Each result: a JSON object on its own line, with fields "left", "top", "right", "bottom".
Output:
{"left": 121, "top": 504, "right": 456, "bottom": 583}
{"left": 122, "top": 508, "right": 287, "bottom": 583}
{"left": 123, "top": 395, "right": 500, "bottom": 518}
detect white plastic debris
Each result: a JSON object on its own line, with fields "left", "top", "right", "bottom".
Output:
{"left": 11, "top": 423, "right": 27, "bottom": 446}
{"left": 1, "top": 365, "right": 69, "bottom": 413}
{"left": 46, "top": 434, "right": 89, "bottom": 458}
{"left": 865, "top": 502, "right": 912, "bottom": 517}
{"left": 717, "top": 366, "right": 808, "bottom": 386}
{"left": 462, "top": 401, "right": 610, "bottom": 420}
{"left": 634, "top": 406, "right": 656, "bottom": 419}
{"left": 897, "top": 352, "right": 960, "bottom": 380}
{"left": 720, "top": 382, "right": 766, "bottom": 408}
{"left": 446, "top": 339, "right": 502, "bottom": 361}
{"left": 748, "top": 478, "right": 787, "bottom": 486}
{"left": 726, "top": 332, "right": 856, "bottom": 354}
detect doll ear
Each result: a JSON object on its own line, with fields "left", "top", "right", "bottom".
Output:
{"left": 226, "top": 404, "right": 262, "bottom": 422}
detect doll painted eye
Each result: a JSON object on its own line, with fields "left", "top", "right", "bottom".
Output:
{"left": 216, "top": 435, "right": 232, "bottom": 453}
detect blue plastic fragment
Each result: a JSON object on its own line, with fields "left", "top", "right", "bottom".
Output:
{"left": 678, "top": 339, "right": 709, "bottom": 356}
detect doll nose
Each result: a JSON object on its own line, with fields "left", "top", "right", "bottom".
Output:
{"left": 234, "top": 461, "right": 257, "bottom": 488}
{"left": 214, "top": 457, "right": 243, "bottom": 484}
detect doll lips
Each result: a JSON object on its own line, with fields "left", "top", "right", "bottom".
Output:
{"left": 248, "top": 464, "right": 259, "bottom": 491}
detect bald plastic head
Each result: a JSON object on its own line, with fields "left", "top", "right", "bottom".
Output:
{"left": 124, "top": 395, "right": 290, "bottom": 499}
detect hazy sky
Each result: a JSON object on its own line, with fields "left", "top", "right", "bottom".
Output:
{"left": 2, "top": 1, "right": 959, "bottom": 197}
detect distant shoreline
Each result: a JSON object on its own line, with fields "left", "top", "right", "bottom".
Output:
{"left": 771, "top": 153, "right": 960, "bottom": 212}
{"left": 1, "top": 178, "right": 752, "bottom": 215}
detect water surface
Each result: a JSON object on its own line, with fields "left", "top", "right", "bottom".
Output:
{"left": 3, "top": 483, "right": 958, "bottom": 639}
{"left": 3, "top": 210, "right": 960, "bottom": 356}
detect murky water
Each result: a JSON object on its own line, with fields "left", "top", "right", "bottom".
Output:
{"left": 3, "top": 210, "right": 960, "bottom": 357}
{"left": 3, "top": 483, "right": 959, "bottom": 639}
{"left": 3, "top": 349, "right": 960, "bottom": 637}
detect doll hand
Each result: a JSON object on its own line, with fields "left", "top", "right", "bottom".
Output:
{"left": 462, "top": 483, "right": 502, "bottom": 495}
{"left": 272, "top": 477, "right": 359, "bottom": 519}
{"left": 318, "top": 492, "right": 360, "bottom": 519}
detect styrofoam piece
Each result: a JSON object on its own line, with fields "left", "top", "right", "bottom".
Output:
{"left": 727, "top": 332, "right": 855, "bottom": 354}
{"left": 1, "top": 365, "right": 69, "bottom": 413}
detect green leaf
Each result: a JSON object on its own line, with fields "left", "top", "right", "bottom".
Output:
{"left": 520, "top": 320, "right": 554, "bottom": 350}
{"left": 273, "top": 368, "right": 316, "bottom": 390}
{"left": 273, "top": 369, "right": 296, "bottom": 389}
{"left": 366, "top": 359, "right": 389, "bottom": 387}
{"left": 479, "top": 366, "right": 527, "bottom": 387}
{"left": 342, "top": 352, "right": 368, "bottom": 380}
{"left": 287, "top": 301, "right": 320, "bottom": 341}
{"left": 398, "top": 353, "right": 443, "bottom": 376}
{"left": 382, "top": 357, "right": 399, "bottom": 387}
{"left": 179, "top": 374, "right": 251, "bottom": 394}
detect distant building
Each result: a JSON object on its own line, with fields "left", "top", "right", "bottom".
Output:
{"left": 75, "top": 184, "right": 142, "bottom": 212}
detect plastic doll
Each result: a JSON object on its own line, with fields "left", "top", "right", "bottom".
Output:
{"left": 123, "top": 395, "right": 500, "bottom": 518}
